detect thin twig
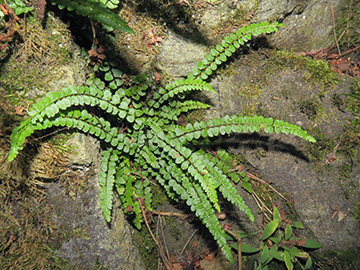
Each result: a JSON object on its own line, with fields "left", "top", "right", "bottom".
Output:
{"left": 159, "top": 216, "right": 171, "bottom": 260}
{"left": 246, "top": 172, "right": 288, "bottom": 201}
{"left": 252, "top": 192, "right": 271, "bottom": 221}
{"left": 331, "top": 5, "right": 341, "bottom": 55}
{"left": 139, "top": 200, "right": 173, "bottom": 269}
{"left": 252, "top": 192, "right": 263, "bottom": 210}
{"left": 155, "top": 216, "right": 161, "bottom": 270}
{"left": 225, "top": 229, "right": 242, "bottom": 270}
{"left": 34, "top": 127, "right": 70, "bottom": 141}
{"left": 89, "top": 17, "right": 96, "bottom": 44}
{"left": 151, "top": 210, "right": 191, "bottom": 220}
{"left": 341, "top": 45, "right": 360, "bottom": 56}
{"left": 337, "top": 25, "right": 348, "bottom": 42}
{"left": 181, "top": 229, "right": 198, "bottom": 255}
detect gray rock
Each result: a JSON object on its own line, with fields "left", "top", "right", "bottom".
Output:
{"left": 47, "top": 179, "right": 145, "bottom": 270}
{"left": 155, "top": 30, "right": 207, "bottom": 78}
{"left": 255, "top": 0, "right": 302, "bottom": 21}
{"left": 155, "top": 11, "right": 359, "bottom": 257}
{"left": 269, "top": 0, "right": 344, "bottom": 51}
{"left": 204, "top": 57, "right": 359, "bottom": 252}
{"left": 47, "top": 133, "right": 145, "bottom": 270}
{"left": 66, "top": 133, "right": 97, "bottom": 167}
{"left": 242, "top": 135, "right": 358, "bottom": 251}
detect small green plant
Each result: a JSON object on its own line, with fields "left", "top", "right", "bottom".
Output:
{"left": 49, "top": 0, "right": 133, "bottom": 33}
{"left": 228, "top": 206, "right": 322, "bottom": 270}
{"left": 0, "top": 0, "right": 133, "bottom": 33}
{"left": 255, "top": 206, "right": 321, "bottom": 270}
{"left": 0, "top": 0, "right": 33, "bottom": 17}
{"left": 7, "top": 21, "right": 316, "bottom": 263}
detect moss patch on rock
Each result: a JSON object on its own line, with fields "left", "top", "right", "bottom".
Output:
{"left": 0, "top": 14, "right": 84, "bottom": 107}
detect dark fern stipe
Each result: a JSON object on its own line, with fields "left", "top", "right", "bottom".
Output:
{"left": 8, "top": 21, "right": 315, "bottom": 263}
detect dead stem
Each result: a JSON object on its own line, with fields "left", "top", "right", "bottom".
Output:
{"left": 139, "top": 200, "right": 173, "bottom": 269}
{"left": 151, "top": 210, "right": 191, "bottom": 220}
{"left": 331, "top": 5, "right": 341, "bottom": 55}
{"left": 181, "top": 229, "right": 198, "bottom": 255}
{"left": 158, "top": 216, "right": 171, "bottom": 261}
{"left": 252, "top": 192, "right": 271, "bottom": 221}
{"left": 246, "top": 172, "right": 288, "bottom": 201}
{"left": 225, "top": 229, "right": 242, "bottom": 270}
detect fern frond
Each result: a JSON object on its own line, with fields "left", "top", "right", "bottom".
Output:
{"left": 173, "top": 115, "right": 316, "bottom": 143}
{"left": 99, "top": 148, "right": 118, "bottom": 222}
{"left": 113, "top": 156, "right": 153, "bottom": 228}
{"left": 7, "top": 85, "right": 133, "bottom": 162}
{"left": 153, "top": 78, "right": 215, "bottom": 105}
{"left": 191, "top": 150, "right": 254, "bottom": 220}
{"left": 154, "top": 100, "right": 210, "bottom": 122}
{"left": 153, "top": 149, "right": 234, "bottom": 262}
{"left": 7, "top": 19, "right": 318, "bottom": 264}
{"left": 148, "top": 121, "right": 254, "bottom": 221}
{"left": 114, "top": 158, "right": 129, "bottom": 195}
{"left": 49, "top": 0, "right": 134, "bottom": 33}
{"left": 189, "top": 21, "right": 284, "bottom": 80}
{"left": 173, "top": 100, "right": 211, "bottom": 116}
{"left": 0, "top": 1, "right": 33, "bottom": 17}
{"left": 99, "top": 0, "right": 120, "bottom": 9}
{"left": 25, "top": 85, "right": 129, "bottom": 125}
{"left": 122, "top": 174, "right": 143, "bottom": 229}
{"left": 213, "top": 149, "right": 244, "bottom": 184}
{"left": 8, "top": 107, "right": 128, "bottom": 162}
{"left": 151, "top": 163, "right": 179, "bottom": 202}
{"left": 144, "top": 125, "right": 219, "bottom": 211}
{"left": 138, "top": 145, "right": 159, "bottom": 169}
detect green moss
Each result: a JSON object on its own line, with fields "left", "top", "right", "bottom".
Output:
{"left": 150, "top": 184, "right": 170, "bottom": 209}
{"left": 184, "top": 108, "right": 207, "bottom": 124}
{"left": 297, "top": 98, "right": 325, "bottom": 120}
{"left": 220, "top": 49, "right": 340, "bottom": 121}
{"left": 319, "top": 248, "right": 360, "bottom": 270}
{"left": 302, "top": 79, "right": 360, "bottom": 204}
{"left": 267, "top": 50, "right": 341, "bottom": 89}
{"left": 336, "top": 0, "right": 360, "bottom": 50}
{"left": 237, "top": 84, "right": 263, "bottom": 116}
{"left": 0, "top": 14, "right": 73, "bottom": 106}
{"left": 345, "top": 79, "right": 360, "bottom": 117}
{"left": 133, "top": 224, "right": 157, "bottom": 270}
{"left": 353, "top": 203, "right": 360, "bottom": 222}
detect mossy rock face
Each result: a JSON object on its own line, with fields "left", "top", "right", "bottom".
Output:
{"left": 155, "top": 31, "right": 208, "bottom": 79}
{"left": 46, "top": 170, "right": 146, "bottom": 270}
{"left": 154, "top": 6, "right": 359, "bottom": 265}
{"left": 269, "top": 0, "right": 345, "bottom": 51}
{"left": 0, "top": 13, "right": 86, "bottom": 106}
{"left": 202, "top": 51, "right": 359, "bottom": 253}
{"left": 0, "top": 12, "right": 146, "bottom": 269}
{"left": 44, "top": 133, "right": 145, "bottom": 270}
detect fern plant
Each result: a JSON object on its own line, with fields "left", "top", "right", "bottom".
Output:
{"left": 0, "top": 0, "right": 33, "bottom": 17}
{"left": 0, "top": 0, "right": 133, "bottom": 32}
{"left": 49, "top": 0, "right": 134, "bottom": 33}
{"left": 8, "top": 21, "right": 315, "bottom": 263}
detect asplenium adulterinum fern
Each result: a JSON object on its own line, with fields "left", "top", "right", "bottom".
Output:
{"left": 8, "top": 21, "right": 315, "bottom": 262}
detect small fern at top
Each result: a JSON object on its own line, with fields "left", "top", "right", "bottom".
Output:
{"left": 49, "top": 0, "right": 133, "bottom": 33}
{"left": 8, "top": 21, "right": 315, "bottom": 263}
